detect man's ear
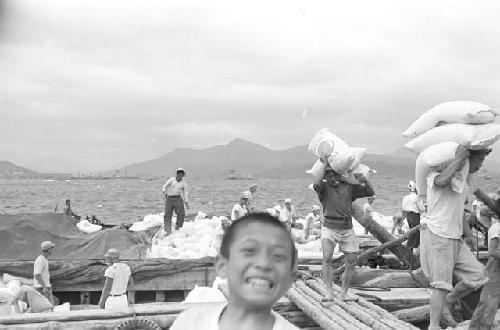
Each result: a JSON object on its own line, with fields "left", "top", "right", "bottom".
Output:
{"left": 215, "top": 255, "right": 228, "bottom": 278}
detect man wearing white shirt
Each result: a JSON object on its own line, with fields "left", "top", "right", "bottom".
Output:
{"left": 34, "top": 241, "right": 55, "bottom": 306}
{"left": 279, "top": 198, "right": 297, "bottom": 228}
{"left": 231, "top": 192, "right": 249, "bottom": 221}
{"left": 98, "top": 249, "right": 134, "bottom": 309}
{"left": 162, "top": 168, "right": 189, "bottom": 235}
{"left": 402, "top": 181, "right": 420, "bottom": 249}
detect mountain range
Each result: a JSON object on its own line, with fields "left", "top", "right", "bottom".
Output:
{"left": 120, "top": 138, "right": 418, "bottom": 179}
{"left": 3, "top": 138, "right": 499, "bottom": 179}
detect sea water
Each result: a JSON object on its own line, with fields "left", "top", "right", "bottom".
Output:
{"left": 1, "top": 175, "right": 498, "bottom": 225}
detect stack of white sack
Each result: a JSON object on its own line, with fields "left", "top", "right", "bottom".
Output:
{"left": 129, "top": 212, "right": 165, "bottom": 232}
{"left": 307, "top": 128, "right": 375, "bottom": 182}
{"left": 146, "top": 214, "right": 224, "bottom": 259}
{"left": 0, "top": 275, "right": 30, "bottom": 314}
{"left": 76, "top": 219, "right": 102, "bottom": 234}
{"left": 403, "top": 101, "right": 500, "bottom": 196}
{"left": 265, "top": 205, "right": 281, "bottom": 217}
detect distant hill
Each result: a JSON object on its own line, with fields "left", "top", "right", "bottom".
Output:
{"left": 0, "top": 161, "right": 39, "bottom": 178}
{"left": 121, "top": 139, "right": 417, "bottom": 179}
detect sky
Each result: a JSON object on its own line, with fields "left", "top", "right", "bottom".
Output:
{"left": 1, "top": 0, "right": 500, "bottom": 173}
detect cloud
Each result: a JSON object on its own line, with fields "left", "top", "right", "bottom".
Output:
{"left": 2, "top": 0, "right": 500, "bottom": 172}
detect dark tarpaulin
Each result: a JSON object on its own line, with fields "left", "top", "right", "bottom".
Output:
{"left": 0, "top": 258, "right": 215, "bottom": 285}
{"left": 0, "top": 213, "right": 150, "bottom": 260}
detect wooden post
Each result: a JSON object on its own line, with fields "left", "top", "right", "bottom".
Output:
{"left": 128, "top": 291, "right": 135, "bottom": 304}
{"left": 155, "top": 291, "right": 165, "bottom": 302}
{"left": 80, "top": 291, "right": 90, "bottom": 305}
{"left": 352, "top": 202, "right": 420, "bottom": 268}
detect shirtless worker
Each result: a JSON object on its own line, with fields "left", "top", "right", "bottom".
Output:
{"left": 313, "top": 157, "right": 375, "bottom": 301}
{"left": 162, "top": 168, "right": 189, "bottom": 235}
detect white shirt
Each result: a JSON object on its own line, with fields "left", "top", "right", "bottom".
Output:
{"left": 33, "top": 255, "right": 50, "bottom": 288}
{"left": 402, "top": 192, "right": 420, "bottom": 213}
{"left": 489, "top": 222, "right": 500, "bottom": 243}
{"left": 170, "top": 303, "right": 299, "bottom": 330}
{"left": 162, "top": 177, "right": 189, "bottom": 203}
{"left": 104, "top": 263, "right": 131, "bottom": 295}
{"left": 231, "top": 204, "right": 247, "bottom": 221}
{"left": 279, "top": 206, "right": 296, "bottom": 223}
{"left": 425, "top": 171, "right": 468, "bottom": 239}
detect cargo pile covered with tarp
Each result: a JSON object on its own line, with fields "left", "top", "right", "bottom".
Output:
{"left": 0, "top": 213, "right": 150, "bottom": 260}
{"left": 0, "top": 257, "right": 214, "bottom": 286}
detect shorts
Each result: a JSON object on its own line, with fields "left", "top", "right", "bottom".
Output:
{"left": 321, "top": 227, "right": 359, "bottom": 253}
{"left": 420, "top": 226, "right": 487, "bottom": 292}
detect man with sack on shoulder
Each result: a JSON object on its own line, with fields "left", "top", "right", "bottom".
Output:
{"left": 421, "top": 146, "right": 490, "bottom": 329}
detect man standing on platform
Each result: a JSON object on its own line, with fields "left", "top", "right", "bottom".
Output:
{"left": 162, "top": 168, "right": 189, "bottom": 235}
{"left": 313, "top": 158, "right": 374, "bottom": 301}
{"left": 34, "top": 241, "right": 55, "bottom": 306}
{"left": 421, "top": 146, "right": 490, "bottom": 329}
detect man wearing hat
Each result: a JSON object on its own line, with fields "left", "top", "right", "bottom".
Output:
{"left": 231, "top": 191, "right": 250, "bottom": 221}
{"left": 245, "top": 184, "right": 258, "bottom": 211}
{"left": 313, "top": 157, "right": 375, "bottom": 302}
{"left": 162, "top": 168, "right": 190, "bottom": 235}
{"left": 304, "top": 205, "right": 322, "bottom": 240}
{"left": 279, "top": 198, "right": 297, "bottom": 228}
{"left": 34, "top": 241, "right": 55, "bottom": 305}
{"left": 99, "top": 248, "right": 134, "bottom": 310}
{"left": 401, "top": 180, "right": 421, "bottom": 249}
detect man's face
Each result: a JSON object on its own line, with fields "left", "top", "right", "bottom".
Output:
{"left": 285, "top": 202, "right": 291, "bottom": 210}
{"left": 240, "top": 197, "right": 248, "bottom": 205}
{"left": 176, "top": 172, "right": 184, "bottom": 180}
{"left": 250, "top": 187, "right": 257, "bottom": 194}
{"left": 324, "top": 170, "right": 341, "bottom": 186}
{"left": 45, "top": 247, "right": 53, "bottom": 256}
{"left": 469, "top": 154, "right": 487, "bottom": 173}
{"left": 216, "top": 222, "right": 294, "bottom": 310}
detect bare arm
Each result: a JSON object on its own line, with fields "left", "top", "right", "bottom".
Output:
{"left": 312, "top": 157, "right": 328, "bottom": 186}
{"left": 474, "top": 189, "right": 500, "bottom": 218}
{"left": 488, "top": 237, "right": 500, "bottom": 259}
{"left": 433, "top": 146, "right": 469, "bottom": 187}
{"left": 99, "top": 277, "right": 113, "bottom": 309}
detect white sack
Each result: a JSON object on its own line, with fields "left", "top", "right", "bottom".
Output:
{"left": 349, "top": 147, "right": 367, "bottom": 170}
{"left": 76, "top": 220, "right": 102, "bottom": 234}
{"left": 405, "top": 123, "right": 500, "bottom": 153}
{"left": 402, "top": 100, "right": 498, "bottom": 138}
{"left": 415, "top": 142, "right": 470, "bottom": 195}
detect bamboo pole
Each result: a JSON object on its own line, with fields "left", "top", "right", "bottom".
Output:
{"left": 305, "top": 279, "right": 418, "bottom": 330}
{"left": 392, "top": 305, "right": 430, "bottom": 324}
{"left": 294, "top": 281, "right": 370, "bottom": 330}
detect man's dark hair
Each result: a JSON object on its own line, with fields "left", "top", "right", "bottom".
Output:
{"left": 65, "top": 199, "right": 70, "bottom": 204}
{"left": 469, "top": 148, "right": 492, "bottom": 157}
{"left": 219, "top": 212, "right": 297, "bottom": 270}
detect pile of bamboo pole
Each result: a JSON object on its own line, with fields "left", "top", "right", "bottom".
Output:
{"left": 287, "top": 279, "right": 418, "bottom": 330}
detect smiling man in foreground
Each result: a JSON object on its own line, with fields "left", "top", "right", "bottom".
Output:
{"left": 170, "top": 212, "right": 299, "bottom": 330}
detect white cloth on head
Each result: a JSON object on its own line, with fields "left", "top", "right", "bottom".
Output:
{"left": 402, "top": 192, "right": 420, "bottom": 213}
{"left": 424, "top": 171, "right": 467, "bottom": 239}
{"left": 104, "top": 294, "right": 128, "bottom": 310}
{"left": 33, "top": 255, "right": 50, "bottom": 288}
{"left": 104, "top": 263, "right": 131, "bottom": 295}
{"left": 231, "top": 204, "right": 247, "bottom": 221}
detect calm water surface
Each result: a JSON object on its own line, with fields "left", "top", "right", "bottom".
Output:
{"left": 1, "top": 174, "right": 499, "bottom": 225}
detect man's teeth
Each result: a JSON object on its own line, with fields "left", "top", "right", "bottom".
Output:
{"left": 248, "top": 278, "right": 272, "bottom": 289}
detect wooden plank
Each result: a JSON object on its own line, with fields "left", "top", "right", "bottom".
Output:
{"left": 53, "top": 268, "right": 216, "bottom": 292}
{"left": 350, "top": 287, "right": 430, "bottom": 312}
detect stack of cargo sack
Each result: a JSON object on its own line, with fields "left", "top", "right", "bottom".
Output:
{"left": 306, "top": 128, "right": 375, "bottom": 184}
{"left": 402, "top": 100, "right": 500, "bottom": 198}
